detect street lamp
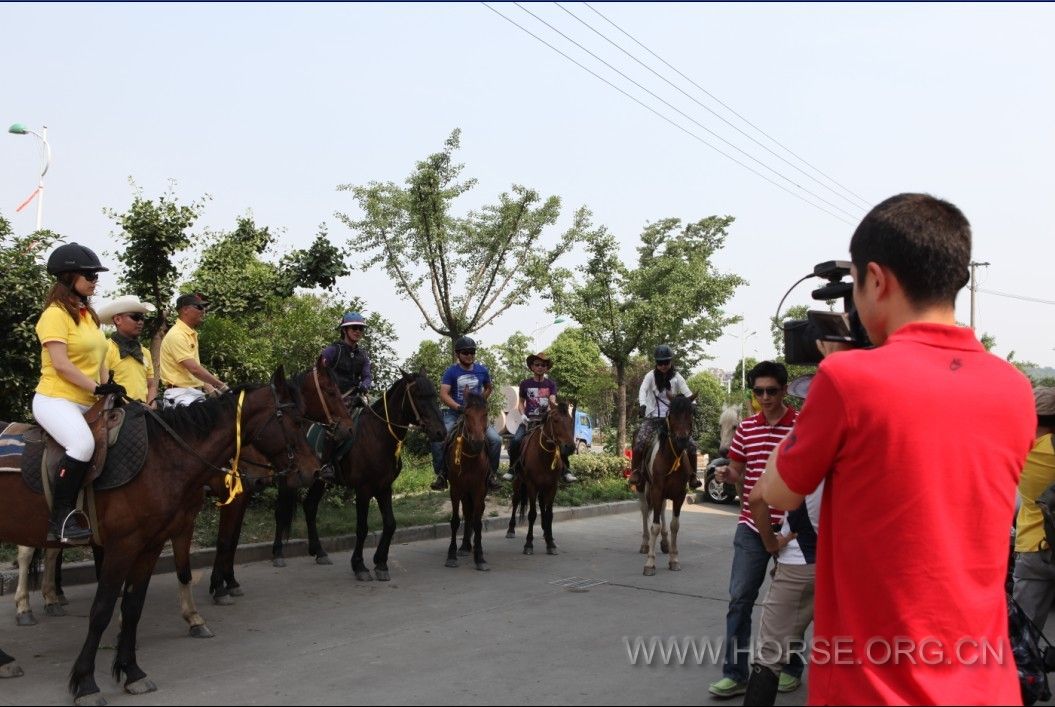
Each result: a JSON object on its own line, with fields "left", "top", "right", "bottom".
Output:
{"left": 8, "top": 123, "right": 51, "bottom": 231}
{"left": 731, "top": 322, "right": 757, "bottom": 395}
{"left": 530, "top": 316, "right": 566, "bottom": 350}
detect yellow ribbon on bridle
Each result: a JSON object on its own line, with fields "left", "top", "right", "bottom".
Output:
{"left": 382, "top": 389, "right": 404, "bottom": 462}
{"left": 453, "top": 434, "right": 464, "bottom": 471}
{"left": 217, "top": 390, "right": 246, "bottom": 507}
{"left": 536, "top": 417, "right": 562, "bottom": 471}
{"left": 666, "top": 417, "right": 683, "bottom": 478}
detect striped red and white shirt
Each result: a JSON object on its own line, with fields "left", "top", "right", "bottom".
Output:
{"left": 727, "top": 407, "right": 798, "bottom": 531}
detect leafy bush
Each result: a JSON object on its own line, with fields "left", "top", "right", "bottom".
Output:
{"left": 568, "top": 453, "right": 630, "bottom": 481}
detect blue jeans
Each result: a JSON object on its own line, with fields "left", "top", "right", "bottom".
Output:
{"left": 431, "top": 409, "right": 502, "bottom": 475}
{"left": 722, "top": 523, "right": 805, "bottom": 682}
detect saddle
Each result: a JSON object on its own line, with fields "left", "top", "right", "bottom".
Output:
{"left": 305, "top": 407, "right": 363, "bottom": 465}
{"left": 0, "top": 401, "right": 149, "bottom": 496}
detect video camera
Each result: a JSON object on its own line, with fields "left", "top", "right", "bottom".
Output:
{"left": 778, "top": 260, "right": 872, "bottom": 366}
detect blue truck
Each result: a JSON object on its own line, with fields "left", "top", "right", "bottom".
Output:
{"left": 573, "top": 410, "right": 594, "bottom": 453}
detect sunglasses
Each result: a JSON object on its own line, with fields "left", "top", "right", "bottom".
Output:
{"left": 458, "top": 349, "right": 477, "bottom": 356}
{"left": 122, "top": 313, "right": 146, "bottom": 322}
{"left": 346, "top": 325, "right": 366, "bottom": 332}
{"left": 752, "top": 386, "right": 783, "bottom": 398}
{"left": 189, "top": 304, "right": 205, "bottom": 311}
{"left": 532, "top": 362, "right": 549, "bottom": 367}
{"left": 82, "top": 272, "right": 99, "bottom": 283}
{"left": 656, "top": 360, "right": 672, "bottom": 367}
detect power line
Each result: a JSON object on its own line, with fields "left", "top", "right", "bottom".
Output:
{"left": 508, "top": 2, "right": 863, "bottom": 223}
{"left": 555, "top": 1, "right": 865, "bottom": 213}
{"left": 480, "top": 2, "right": 858, "bottom": 226}
{"left": 977, "top": 288, "right": 1055, "bottom": 306}
{"left": 582, "top": 1, "right": 873, "bottom": 210}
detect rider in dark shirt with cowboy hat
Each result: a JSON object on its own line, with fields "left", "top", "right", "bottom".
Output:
{"left": 504, "top": 351, "right": 577, "bottom": 484}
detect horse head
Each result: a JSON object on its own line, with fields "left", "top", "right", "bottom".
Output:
{"left": 402, "top": 367, "right": 446, "bottom": 443}
{"left": 248, "top": 366, "right": 327, "bottom": 488}
{"left": 666, "top": 394, "right": 695, "bottom": 454}
{"left": 545, "top": 400, "right": 576, "bottom": 460}
{"left": 460, "top": 391, "right": 488, "bottom": 456}
{"left": 290, "top": 359, "right": 355, "bottom": 445}
{"left": 718, "top": 403, "right": 742, "bottom": 456}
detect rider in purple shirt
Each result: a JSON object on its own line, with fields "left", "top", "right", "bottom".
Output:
{"left": 504, "top": 352, "right": 577, "bottom": 484}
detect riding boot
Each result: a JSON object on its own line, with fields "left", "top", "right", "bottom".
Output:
{"left": 689, "top": 473, "right": 703, "bottom": 490}
{"left": 743, "top": 665, "right": 779, "bottom": 707}
{"left": 430, "top": 471, "right": 448, "bottom": 491}
{"left": 503, "top": 448, "right": 518, "bottom": 481}
{"left": 560, "top": 451, "right": 577, "bottom": 483}
{"left": 627, "top": 445, "right": 646, "bottom": 489}
{"left": 486, "top": 470, "right": 501, "bottom": 492}
{"left": 47, "top": 456, "right": 92, "bottom": 544}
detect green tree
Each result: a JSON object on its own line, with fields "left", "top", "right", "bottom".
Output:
{"left": 336, "top": 129, "right": 577, "bottom": 351}
{"left": 552, "top": 210, "right": 744, "bottom": 451}
{"left": 686, "top": 371, "right": 728, "bottom": 455}
{"left": 546, "top": 326, "right": 615, "bottom": 422}
{"left": 491, "top": 331, "right": 533, "bottom": 391}
{"left": 0, "top": 219, "right": 60, "bottom": 420}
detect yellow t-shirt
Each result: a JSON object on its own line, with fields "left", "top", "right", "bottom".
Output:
{"left": 105, "top": 339, "right": 154, "bottom": 403}
{"left": 35, "top": 303, "right": 107, "bottom": 406}
{"left": 1015, "top": 433, "right": 1055, "bottom": 553}
{"left": 160, "top": 318, "right": 202, "bottom": 388}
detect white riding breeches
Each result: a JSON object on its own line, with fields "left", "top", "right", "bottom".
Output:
{"left": 32, "top": 394, "right": 93, "bottom": 462}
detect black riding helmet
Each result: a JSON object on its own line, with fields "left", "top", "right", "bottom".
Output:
{"left": 653, "top": 344, "right": 673, "bottom": 362}
{"left": 454, "top": 336, "right": 477, "bottom": 353}
{"left": 46, "top": 242, "right": 108, "bottom": 277}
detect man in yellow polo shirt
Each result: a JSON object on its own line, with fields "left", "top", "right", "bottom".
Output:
{"left": 160, "top": 293, "right": 228, "bottom": 407}
{"left": 98, "top": 295, "right": 158, "bottom": 405}
{"left": 1013, "top": 386, "right": 1055, "bottom": 629}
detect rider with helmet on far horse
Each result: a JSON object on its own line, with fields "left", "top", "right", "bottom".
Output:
{"left": 627, "top": 345, "right": 703, "bottom": 491}
{"left": 430, "top": 336, "right": 502, "bottom": 493}
{"left": 320, "top": 311, "right": 372, "bottom": 407}
{"left": 33, "top": 243, "right": 127, "bottom": 544}
{"left": 503, "top": 351, "right": 577, "bottom": 484}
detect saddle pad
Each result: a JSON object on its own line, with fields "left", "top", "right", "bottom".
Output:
{"left": 305, "top": 409, "right": 361, "bottom": 465}
{"left": 0, "top": 421, "right": 36, "bottom": 472}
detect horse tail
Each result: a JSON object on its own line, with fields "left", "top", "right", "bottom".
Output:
{"left": 28, "top": 548, "right": 43, "bottom": 591}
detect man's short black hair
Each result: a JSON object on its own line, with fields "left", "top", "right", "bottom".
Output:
{"left": 748, "top": 360, "right": 788, "bottom": 387}
{"left": 850, "top": 193, "right": 970, "bottom": 308}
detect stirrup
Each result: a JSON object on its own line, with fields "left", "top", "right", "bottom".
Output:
{"left": 49, "top": 510, "right": 91, "bottom": 545}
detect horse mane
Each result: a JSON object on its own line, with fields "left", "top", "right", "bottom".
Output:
{"left": 718, "top": 403, "right": 742, "bottom": 450}
{"left": 464, "top": 391, "right": 487, "bottom": 411}
{"left": 146, "top": 384, "right": 265, "bottom": 438}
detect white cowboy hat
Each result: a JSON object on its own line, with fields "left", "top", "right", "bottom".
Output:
{"left": 97, "top": 295, "right": 157, "bottom": 324}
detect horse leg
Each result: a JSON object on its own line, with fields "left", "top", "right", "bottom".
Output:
{"left": 0, "top": 648, "right": 23, "bottom": 679}
{"left": 660, "top": 497, "right": 670, "bottom": 555}
{"left": 272, "top": 483, "right": 297, "bottom": 568}
{"left": 55, "top": 549, "right": 68, "bottom": 605}
{"left": 351, "top": 489, "right": 373, "bottom": 581}
{"left": 212, "top": 487, "right": 249, "bottom": 600}
{"left": 638, "top": 489, "right": 650, "bottom": 554}
{"left": 372, "top": 487, "right": 396, "bottom": 581}
{"left": 669, "top": 496, "right": 684, "bottom": 571}
{"left": 459, "top": 496, "right": 473, "bottom": 556}
{"left": 14, "top": 546, "right": 37, "bottom": 626}
{"left": 304, "top": 479, "right": 331, "bottom": 565}
{"left": 446, "top": 491, "right": 461, "bottom": 568}
{"left": 543, "top": 487, "right": 558, "bottom": 555}
{"left": 473, "top": 492, "right": 488, "bottom": 572}
{"left": 171, "top": 514, "right": 212, "bottom": 638}
{"left": 42, "top": 548, "right": 65, "bottom": 616}
{"left": 644, "top": 500, "right": 661, "bottom": 577}
{"left": 69, "top": 546, "right": 136, "bottom": 704}
{"left": 506, "top": 478, "right": 519, "bottom": 539}
{"left": 112, "top": 546, "right": 163, "bottom": 697}
{"left": 524, "top": 490, "right": 537, "bottom": 555}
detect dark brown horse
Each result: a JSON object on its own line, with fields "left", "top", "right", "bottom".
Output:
{"left": 223, "top": 369, "right": 445, "bottom": 585}
{"left": 638, "top": 394, "right": 695, "bottom": 576}
{"left": 505, "top": 402, "right": 576, "bottom": 555}
{"left": 445, "top": 391, "right": 491, "bottom": 571}
{"left": 0, "top": 368, "right": 322, "bottom": 704}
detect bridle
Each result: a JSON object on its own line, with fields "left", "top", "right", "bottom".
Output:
{"left": 663, "top": 412, "right": 693, "bottom": 478}
{"left": 361, "top": 375, "right": 439, "bottom": 460}
{"left": 310, "top": 366, "right": 353, "bottom": 440}
{"left": 531, "top": 406, "right": 571, "bottom": 471}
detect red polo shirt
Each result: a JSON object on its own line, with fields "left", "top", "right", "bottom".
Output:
{"left": 777, "top": 322, "right": 1034, "bottom": 705}
{"left": 728, "top": 407, "right": 798, "bottom": 531}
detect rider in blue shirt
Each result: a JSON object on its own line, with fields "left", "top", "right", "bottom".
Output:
{"left": 430, "top": 336, "right": 502, "bottom": 492}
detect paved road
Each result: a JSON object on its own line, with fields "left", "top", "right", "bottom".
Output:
{"left": 0, "top": 502, "right": 806, "bottom": 706}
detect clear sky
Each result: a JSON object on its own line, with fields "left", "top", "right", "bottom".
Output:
{"left": 3, "top": 2, "right": 1052, "bottom": 371}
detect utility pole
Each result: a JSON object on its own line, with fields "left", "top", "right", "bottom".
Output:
{"left": 969, "top": 261, "right": 990, "bottom": 330}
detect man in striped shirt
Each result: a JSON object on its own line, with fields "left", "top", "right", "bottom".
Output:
{"left": 708, "top": 361, "right": 802, "bottom": 699}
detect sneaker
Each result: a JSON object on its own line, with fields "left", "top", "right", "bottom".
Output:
{"left": 708, "top": 677, "right": 747, "bottom": 699}
{"left": 561, "top": 472, "right": 578, "bottom": 483}
{"left": 430, "top": 476, "right": 448, "bottom": 491}
{"left": 502, "top": 472, "right": 513, "bottom": 481}
{"left": 777, "top": 672, "right": 801, "bottom": 693}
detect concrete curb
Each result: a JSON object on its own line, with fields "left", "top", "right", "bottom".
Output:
{"left": 3, "top": 499, "right": 643, "bottom": 592}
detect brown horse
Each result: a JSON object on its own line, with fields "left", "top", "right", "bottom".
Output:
{"left": 223, "top": 369, "right": 446, "bottom": 585}
{"left": 0, "top": 367, "right": 322, "bottom": 704}
{"left": 445, "top": 391, "right": 491, "bottom": 571}
{"left": 506, "top": 402, "right": 576, "bottom": 555}
{"left": 638, "top": 394, "right": 695, "bottom": 576}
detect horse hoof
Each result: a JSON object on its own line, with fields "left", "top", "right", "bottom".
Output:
{"left": 445, "top": 559, "right": 458, "bottom": 568}
{"left": 125, "top": 677, "right": 158, "bottom": 695}
{"left": 354, "top": 570, "right": 373, "bottom": 582}
{"left": 669, "top": 562, "right": 681, "bottom": 572}
{"left": 227, "top": 586, "right": 244, "bottom": 597}
{"left": 74, "top": 693, "right": 107, "bottom": 706}
{"left": 523, "top": 547, "right": 533, "bottom": 555}
{"left": 315, "top": 555, "right": 333, "bottom": 566}
{"left": 57, "top": 593, "right": 69, "bottom": 606}
{"left": 272, "top": 557, "right": 286, "bottom": 568}
{"left": 546, "top": 547, "right": 559, "bottom": 555}
{"left": 189, "top": 624, "right": 215, "bottom": 639}
{"left": 457, "top": 548, "right": 470, "bottom": 557}
{"left": 212, "top": 594, "right": 236, "bottom": 607}
{"left": 505, "top": 530, "right": 515, "bottom": 539}
{"left": 475, "top": 562, "right": 490, "bottom": 572}
{"left": 16, "top": 611, "right": 37, "bottom": 627}
{"left": 374, "top": 569, "right": 390, "bottom": 582}
{"left": 643, "top": 566, "right": 656, "bottom": 577}
{"left": 44, "top": 604, "right": 66, "bottom": 617}
{"left": 638, "top": 544, "right": 649, "bottom": 555}
{"left": 660, "top": 540, "right": 670, "bottom": 554}
{"left": 0, "top": 662, "right": 24, "bottom": 679}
